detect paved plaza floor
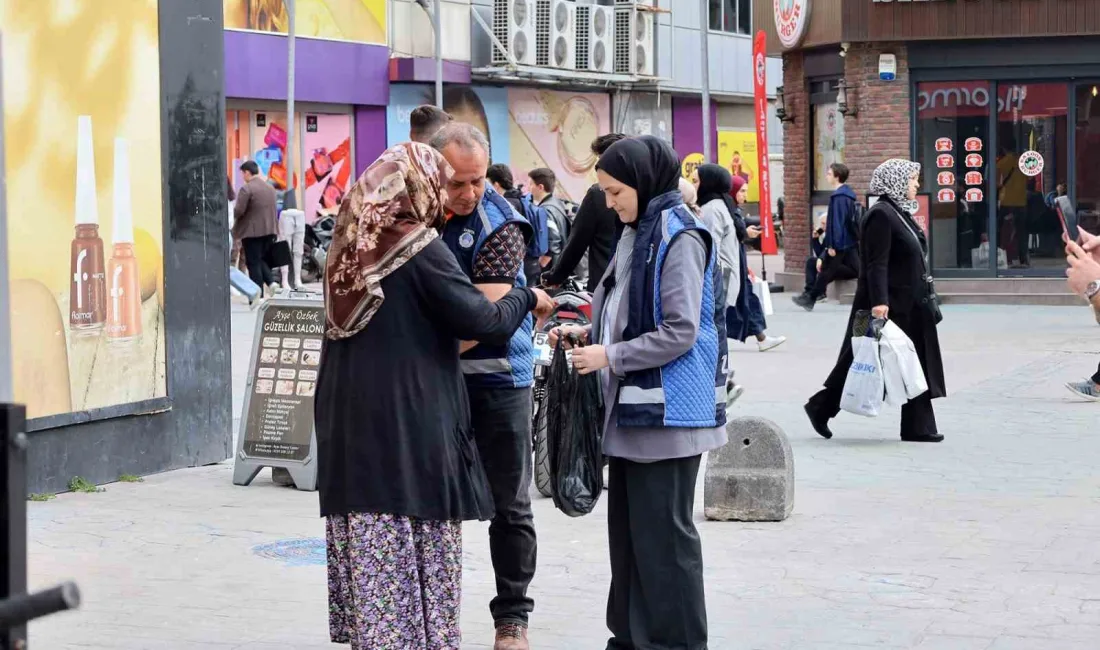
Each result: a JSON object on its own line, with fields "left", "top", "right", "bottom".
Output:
{"left": 27, "top": 296, "right": 1100, "bottom": 649}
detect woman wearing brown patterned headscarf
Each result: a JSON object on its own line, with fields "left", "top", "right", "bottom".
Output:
{"left": 315, "top": 142, "right": 552, "bottom": 650}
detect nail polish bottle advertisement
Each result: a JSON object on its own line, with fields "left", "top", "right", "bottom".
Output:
{"left": 70, "top": 116, "right": 107, "bottom": 333}
{"left": 106, "top": 138, "right": 143, "bottom": 342}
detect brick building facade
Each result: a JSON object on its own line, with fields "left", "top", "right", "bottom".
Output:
{"left": 755, "top": 0, "right": 1100, "bottom": 303}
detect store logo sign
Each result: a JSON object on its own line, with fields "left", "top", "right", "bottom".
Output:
{"left": 774, "top": 0, "right": 811, "bottom": 50}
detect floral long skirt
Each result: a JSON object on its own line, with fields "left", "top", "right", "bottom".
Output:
{"left": 326, "top": 512, "right": 463, "bottom": 650}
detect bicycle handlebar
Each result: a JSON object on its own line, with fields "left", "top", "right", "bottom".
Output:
{"left": 0, "top": 582, "right": 81, "bottom": 630}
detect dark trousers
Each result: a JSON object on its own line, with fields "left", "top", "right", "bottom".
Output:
{"left": 807, "top": 382, "right": 939, "bottom": 439}
{"left": 1091, "top": 361, "right": 1100, "bottom": 385}
{"left": 606, "top": 455, "right": 707, "bottom": 650}
{"left": 809, "top": 248, "right": 859, "bottom": 299}
{"left": 804, "top": 255, "right": 820, "bottom": 294}
{"left": 242, "top": 234, "right": 278, "bottom": 288}
{"left": 469, "top": 386, "right": 537, "bottom": 626}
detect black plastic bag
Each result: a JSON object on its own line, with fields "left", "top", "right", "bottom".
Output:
{"left": 544, "top": 338, "right": 604, "bottom": 517}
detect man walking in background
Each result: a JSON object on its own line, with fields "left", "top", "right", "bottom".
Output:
{"left": 431, "top": 123, "right": 538, "bottom": 650}
{"left": 793, "top": 163, "right": 859, "bottom": 310}
{"left": 527, "top": 168, "right": 571, "bottom": 281}
{"left": 409, "top": 104, "right": 452, "bottom": 144}
{"left": 233, "top": 160, "right": 280, "bottom": 296}
{"left": 542, "top": 133, "right": 624, "bottom": 292}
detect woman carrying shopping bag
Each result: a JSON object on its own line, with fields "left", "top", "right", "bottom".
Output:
{"left": 552, "top": 136, "right": 727, "bottom": 650}
{"left": 804, "top": 158, "right": 947, "bottom": 443}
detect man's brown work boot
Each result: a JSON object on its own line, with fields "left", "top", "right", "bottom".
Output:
{"left": 493, "top": 622, "right": 529, "bottom": 650}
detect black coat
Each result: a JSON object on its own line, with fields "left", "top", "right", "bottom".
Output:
{"left": 544, "top": 183, "right": 619, "bottom": 292}
{"left": 315, "top": 238, "right": 537, "bottom": 521}
{"left": 824, "top": 197, "right": 946, "bottom": 399}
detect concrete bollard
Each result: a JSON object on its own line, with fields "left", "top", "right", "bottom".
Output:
{"left": 704, "top": 416, "right": 794, "bottom": 522}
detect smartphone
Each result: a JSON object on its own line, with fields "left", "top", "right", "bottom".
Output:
{"left": 1055, "top": 195, "right": 1079, "bottom": 242}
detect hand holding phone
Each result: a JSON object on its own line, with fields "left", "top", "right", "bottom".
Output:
{"left": 1055, "top": 195, "right": 1079, "bottom": 243}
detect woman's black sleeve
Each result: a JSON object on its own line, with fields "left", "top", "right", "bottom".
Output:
{"left": 545, "top": 186, "right": 600, "bottom": 285}
{"left": 419, "top": 239, "right": 536, "bottom": 344}
{"left": 862, "top": 211, "right": 893, "bottom": 307}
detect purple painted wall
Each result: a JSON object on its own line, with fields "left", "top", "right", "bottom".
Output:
{"left": 388, "top": 57, "right": 471, "bottom": 84}
{"left": 671, "top": 97, "right": 719, "bottom": 164}
{"left": 354, "top": 106, "right": 388, "bottom": 176}
{"left": 224, "top": 30, "right": 389, "bottom": 106}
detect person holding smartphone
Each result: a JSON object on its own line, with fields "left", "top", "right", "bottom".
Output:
{"left": 1063, "top": 230, "right": 1100, "bottom": 400}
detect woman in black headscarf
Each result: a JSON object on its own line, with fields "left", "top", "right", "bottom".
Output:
{"left": 553, "top": 136, "right": 727, "bottom": 650}
{"left": 804, "top": 158, "right": 947, "bottom": 442}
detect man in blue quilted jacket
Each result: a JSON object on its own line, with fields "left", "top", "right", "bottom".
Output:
{"left": 432, "top": 123, "right": 537, "bottom": 650}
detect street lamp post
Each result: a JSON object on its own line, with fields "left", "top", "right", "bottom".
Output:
{"left": 700, "top": 0, "right": 711, "bottom": 163}
{"left": 415, "top": 0, "right": 444, "bottom": 108}
{"left": 283, "top": 0, "right": 297, "bottom": 208}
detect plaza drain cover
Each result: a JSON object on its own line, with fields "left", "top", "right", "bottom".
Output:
{"left": 252, "top": 538, "right": 326, "bottom": 567}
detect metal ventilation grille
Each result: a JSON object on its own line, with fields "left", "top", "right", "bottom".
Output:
{"left": 494, "top": 0, "right": 533, "bottom": 65}
{"left": 492, "top": 0, "right": 510, "bottom": 65}
{"left": 576, "top": 5, "right": 591, "bottom": 70}
{"left": 613, "top": 6, "right": 631, "bottom": 75}
{"left": 535, "top": 0, "right": 551, "bottom": 67}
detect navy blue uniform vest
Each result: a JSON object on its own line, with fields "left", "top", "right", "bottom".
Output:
{"left": 618, "top": 192, "right": 728, "bottom": 428}
{"left": 441, "top": 186, "right": 535, "bottom": 389}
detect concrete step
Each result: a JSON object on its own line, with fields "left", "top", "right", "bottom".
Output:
{"left": 839, "top": 291, "right": 1083, "bottom": 306}
{"left": 930, "top": 277, "right": 1071, "bottom": 295}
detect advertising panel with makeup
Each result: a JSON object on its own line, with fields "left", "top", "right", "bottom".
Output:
{"left": 1, "top": 0, "right": 168, "bottom": 423}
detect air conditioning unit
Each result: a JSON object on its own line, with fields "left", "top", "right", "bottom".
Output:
{"left": 536, "top": 0, "right": 577, "bottom": 69}
{"left": 615, "top": 4, "right": 655, "bottom": 77}
{"left": 577, "top": 4, "right": 615, "bottom": 74}
{"left": 493, "top": 0, "right": 538, "bottom": 66}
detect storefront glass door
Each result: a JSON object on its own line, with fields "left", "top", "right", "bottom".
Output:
{"left": 994, "top": 83, "right": 1069, "bottom": 272}
{"left": 1075, "top": 83, "right": 1100, "bottom": 237}
{"left": 915, "top": 81, "right": 992, "bottom": 270}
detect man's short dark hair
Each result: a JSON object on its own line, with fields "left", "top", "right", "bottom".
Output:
{"left": 240, "top": 160, "right": 260, "bottom": 176}
{"left": 828, "top": 163, "right": 850, "bottom": 184}
{"left": 487, "top": 163, "right": 514, "bottom": 191}
{"left": 528, "top": 168, "right": 556, "bottom": 195}
{"left": 409, "top": 105, "right": 452, "bottom": 143}
{"left": 592, "top": 133, "right": 627, "bottom": 156}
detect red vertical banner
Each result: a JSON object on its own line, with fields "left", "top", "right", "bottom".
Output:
{"left": 753, "top": 31, "right": 777, "bottom": 255}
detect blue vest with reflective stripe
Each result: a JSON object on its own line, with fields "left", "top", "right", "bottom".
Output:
{"left": 618, "top": 192, "right": 728, "bottom": 428}
{"left": 441, "top": 186, "right": 535, "bottom": 389}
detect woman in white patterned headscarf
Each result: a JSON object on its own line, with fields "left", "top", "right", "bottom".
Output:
{"left": 804, "top": 158, "right": 947, "bottom": 443}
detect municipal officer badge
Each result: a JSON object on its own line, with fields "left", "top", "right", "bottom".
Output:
{"left": 459, "top": 229, "right": 475, "bottom": 249}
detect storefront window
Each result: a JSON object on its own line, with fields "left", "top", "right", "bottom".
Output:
{"left": 1075, "top": 84, "right": 1100, "bottom": 237}
{"left": 916, "top": 81, "right": 992, "bottom": 270}
{"left": 813, "top": 102, "right": 845, "bottom": 192}
{"left": 708, "top": 0, "right": 751, "bottom": 35}
{"left": 995, "top": 83, "right": 1068, "bottom": 270}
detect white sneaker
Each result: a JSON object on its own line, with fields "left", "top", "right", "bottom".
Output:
{"left": 757, "top": 335, "right": 787, "bottom": 352}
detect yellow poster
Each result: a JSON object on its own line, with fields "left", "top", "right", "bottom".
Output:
{"left": 224, "top": 0, "right": 387, "bottom": 45}
{"left": 1, "top": 0, "right": 167, "bottom": 419}
{"left": 718, "top": 130, "right": 760, "bottom": 203}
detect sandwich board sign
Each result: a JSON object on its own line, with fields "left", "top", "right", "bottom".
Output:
{"left": 233, "top": 297, "right": 324, "bottom": 491}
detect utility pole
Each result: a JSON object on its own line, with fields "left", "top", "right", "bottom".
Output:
{"left": 700, "top": 0, "right": 712, "bottom": 163}
{"left": 416, "top": 0, "right": 444, "bottom": 108}
{"left": 283, "top": 0, "right": 297, "bottom": 209}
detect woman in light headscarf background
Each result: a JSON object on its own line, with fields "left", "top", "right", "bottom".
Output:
{"left": 553, "top": 136, "right": 727, "bottom": 650}
{"left": 804, "top": 158, "right": 946, "bottom": 443}
{"left": 316, "top": 142, "right": 551, "bottom": 649}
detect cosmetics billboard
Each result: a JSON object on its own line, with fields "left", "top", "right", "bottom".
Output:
{"left": 0, "top": 0, "right": 168, "bottom": 421}
{"left": 507, "top": 88, "right": 610, "bottom": 203}
{"left": 387, "top": 85, "right": 511, "bottom": 165}
{"left": 224, "top": 0, "right": 387, "bottom": 44}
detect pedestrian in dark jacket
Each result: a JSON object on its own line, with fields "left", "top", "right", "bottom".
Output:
{"left": 317, "top": 142, "right": 552, "bottom": 650}
{"left": 804, "top": 158, "right": 946, "bottom": 443}
{"left": 724, "top": 175, "right": 787, "bottom": 352}
{"left": 542, "top": 134, "right": 626, "bottom": 292}
{"left": 233, "top": 161, "right": 280, "bottom": 291}
{"left": 793, "top": 162, "right": 860, "bottom": 309}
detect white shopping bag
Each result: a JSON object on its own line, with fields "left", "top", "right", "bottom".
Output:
{"left": 752, "top": 277, "right": 774, "bottom": 316}
{"left": 970, "top": 242, "right": 1008, "bottom": 269}
{"left": 840, "top": 336, "right": 885, "bottom": 417}
{"left": 879, "top": 321, "right": 928, "bottom": 406}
